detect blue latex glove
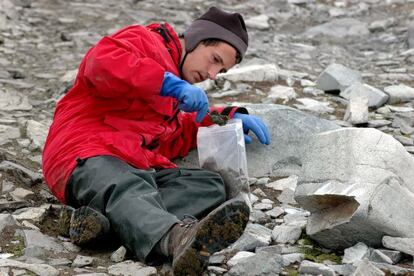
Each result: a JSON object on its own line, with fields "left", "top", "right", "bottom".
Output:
{"left": 233, "top": 113, "right": 271, "bottom": 145}
{"left": 160, "top": 72, "right": 209, "bottom": 123}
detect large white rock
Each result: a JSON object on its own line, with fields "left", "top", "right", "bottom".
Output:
{"left": 340, "top": 83, "right": 389, "bottom": 108}
{"left": 217, "top": 64, "right": 279, "bottom": 82}
{"left": 316, "top": 63, "right": 362, "bottom": 93}
{"left": 294, "top": 128, "right": 414, "bottom": 249}
{"left": 176, "top": 104, "right": 340, "bottom": 177}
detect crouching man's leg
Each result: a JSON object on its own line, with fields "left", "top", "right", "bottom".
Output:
{"left": 64, "top": 155, "right": 181, "bottom": 260}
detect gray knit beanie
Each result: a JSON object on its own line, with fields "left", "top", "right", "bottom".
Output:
{"left": 183, "top": 7, "right": 248, "bottom": 62}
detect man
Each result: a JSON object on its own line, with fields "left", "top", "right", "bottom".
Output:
{"left": 42, "top": 6, "right": 270, "bottom": 275}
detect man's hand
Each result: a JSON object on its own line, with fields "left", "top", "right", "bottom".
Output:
{"left": 233, "top": 113, "right": 270, "bottom": 145}
{"left": 160, "top": 72, "right": 209, "bottom": 122}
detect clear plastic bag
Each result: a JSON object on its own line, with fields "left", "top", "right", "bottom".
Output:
{"left": 197, "top": 119, "right": 251, "bottom": 208}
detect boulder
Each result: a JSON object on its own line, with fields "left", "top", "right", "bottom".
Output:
{"left": 295, "top": 128, "right": 414, "bottom": 249}
{"left": 176, "top": 104, "right": 340, "bottom": 177}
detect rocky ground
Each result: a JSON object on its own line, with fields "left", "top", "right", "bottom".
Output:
{"left": 1, "top": 0, "right": 414, "bottom": 275}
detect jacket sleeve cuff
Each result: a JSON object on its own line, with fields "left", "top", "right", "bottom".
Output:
{"left": 221, "top": 106, "right": 248, "bottom": 118}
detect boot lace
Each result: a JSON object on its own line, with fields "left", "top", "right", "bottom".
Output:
{"left": 179, "top": 214, "right": 198, "bottom": 228}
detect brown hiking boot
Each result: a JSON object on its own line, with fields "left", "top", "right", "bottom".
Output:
{"left": 169, "top": 198, "right": 250, "bottom": 276}
{"left": 69, "top": 206, "right": 110, "bottom": 246}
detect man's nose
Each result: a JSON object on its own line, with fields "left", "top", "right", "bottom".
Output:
{"left": 208, "top": 66, "right": 221, "bottom": 80}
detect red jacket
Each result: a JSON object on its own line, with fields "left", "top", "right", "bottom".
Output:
{"left": 42, "top": 23, "right": 245, "bottom": 203}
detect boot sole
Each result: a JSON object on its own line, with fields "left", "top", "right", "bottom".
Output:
{"left": 173, "top": 198, "right": 250, "bottom": 276}
{"left": 70, "top": 206, "right": 110, "bottom": 245}
{"left": 58, "top": 205, "right": 74, "bottom": 237}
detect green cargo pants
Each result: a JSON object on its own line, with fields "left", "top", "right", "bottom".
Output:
{"left": 65, "top": 155, "right": 226, "bottom": 261}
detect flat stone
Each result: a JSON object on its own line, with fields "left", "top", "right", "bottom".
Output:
{"left": 0, "top": 89, "right": 32, "bottom": 111}
{"left": 344, "top": 96, "right": 369, "bottom": 125}
{"left": 22, "top": 229, "right": 66, "bottom": 257}
{"left": 372, "top": 262, "right": 414, "bottom": 274}
{"left": 368, "top": 119, "right": 392, "bottom": 128}
{"left": 265, "top": 207, "right": 284, "bottom": 218}
{"left": 218, "top": 64, "right": 278, "bottom": 83}
{"left": 369, "top": 18, "right": 396, "bottom": 32}
{"left": 369, "top": 249, "right": 393, "bottom": 264}
{"left": 277, "top": 188, "right": 297, "bottom": 205}
{"left": 0, "top": 214, "right": 17, "bottom": 234}
{"left": 266, "top": 175, "right": 298, "bottom": 191}
{"left": 253, "top": 202, "right": 273, "bottom": 211}
{"left": 316, "top": 63, "right": 362, "bottom": 93}
{"left": 304, "top": 18, "right": 369, "bottom": 39}
{"left": 342, "top": 242, "right": 370, "bottom": 265}
{"left": 249, "top": 209, "right": 268, "bottom": 223}
{"left": 255, "top": 177, "right": 270, "bottom": 185}
{"left": 0, "top": 125, "right": 20, "bottom": 145}
{"left": 268, "top": 85, "right": 297, "bottom": 103}
{"left": 110, "top": 246, "right": 127, "bottom": 263}
{"left": 26, "top": 120, "right": 50, "bottom": 150}
{"left": 227, "top": 251, "right": 255, "bottom": 267}
{"left": 252, "top": 188, "right": 266, "bottom": 197}
{"left": 71, "top": 255, "right": 95, "bottom": 268}
{"left": 256, "top": 244, "right": 301, "bottom": 254}
{"left": 328, "top": 264, "right": 356, "bottom": 276}
{"left": 228, "top": 222, "right": 272, "bottom": 251}
{"left": 352, "top": 259, "right": 385, "bottom": 276}
{"left": 388, "top": 105, "right": 414, "bottom": 113}
{"left": 209, "top": 253, "right": 226, "bottom": 265}
{"left": 10, "top": 187, "right": 34, "bottom": 201}
{"left": 283, "top": 212, "right": 308, "bottom": 229}
{"left": 384, "top": 84, "right": 414, "bottom": 104}
{"left": 341, "top": 83, "right": 388, "bottom": 108}
{"left": 107, "top": 261, "right": 156, "bottom": 276}
{"left": 382, "top": 236, "right": 414, "bottom": 257}
{"left": 12, "top": 205, "right": 49, "bottom": 222}
{"left": 47, "top": 258, "right": 72, "bottom": 266}
{"left": 394, "top": 135, "right": 413, "bottom": 146}
{"left": 245, "top": 14, "right": 269, "bottom": 30}
{"left": 282, "top": 253, "right": 304, "bottom": 267}
{"left": 294, "top": 98, "right": 335, "bottom": 114}
{"left": 227, "top": 251, "right": 283, "bottom": 276}
{"left": 0, "top": 259, "right": 58, "bottom": 276}
{"left": 299, "top": 260, "right": 336, "bottom": 276}
{"left": 271, "top": 225, "right": 302, "bottom": 244}
{"left": 207, "top": 265, "right": 227, "bottom": 274}
{"left": 375, "top": 249, "right": 401, "bottom": 264}
{"left": 0, "top": 161, "right": 42, "bottom": 186}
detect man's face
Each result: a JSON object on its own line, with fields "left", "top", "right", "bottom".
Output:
{"left": 181, "top": 41, "right": 237, "bottom": 84}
